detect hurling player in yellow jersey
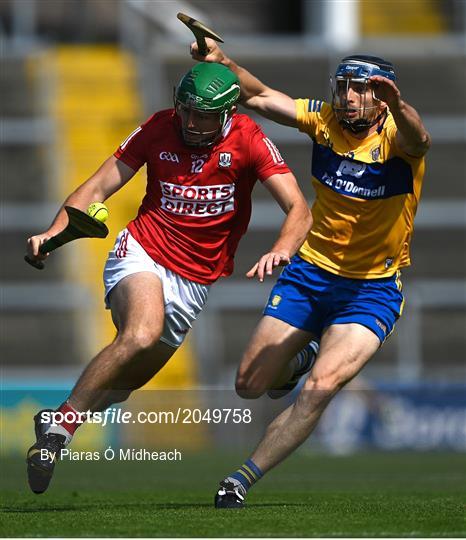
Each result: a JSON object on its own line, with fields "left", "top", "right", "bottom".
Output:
{"left": 191, "top": 41, "right": 431, "bottom": 508}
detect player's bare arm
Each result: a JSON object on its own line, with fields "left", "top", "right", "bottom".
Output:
{"left": 247, "top": 172, "right": 312, "bottom": 282}
{"left": 190, "top": 38, "right": 297, "bottom": 128}
{"left": 26, "top": 157, "right": 135, "bottom": 262}
{"left": 370, "top": 75, "right": 431, "bottom": 157}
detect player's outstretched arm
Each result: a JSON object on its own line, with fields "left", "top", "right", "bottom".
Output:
{"left": 26, "top": 156, "right": 136, "bottom": 263}
{"left": 191, "top": 38, "right": 298, "bottom": 128}
{"left": 370, "top": 75, "right": 431, "bottom": 157}
{"left": 247, "top": 172, "right": 312, "bottom": 282}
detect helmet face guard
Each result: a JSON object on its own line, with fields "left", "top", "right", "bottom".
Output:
{"left": 331, "top": 55, "right": 396, "bottom": 134}
{"left": 174, "top": 63, "right": 240, "bottom": 147}
{"left": 174, "top": 100, "right": 226, "bottom": 147}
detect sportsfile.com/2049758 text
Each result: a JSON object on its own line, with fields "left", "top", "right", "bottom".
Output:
{"left": 39, "top": 408, "right": 252, "bottom": 428}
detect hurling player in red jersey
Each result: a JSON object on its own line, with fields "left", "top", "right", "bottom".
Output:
{"left": 24, "top": 63, "right": 312, "bottom": 494}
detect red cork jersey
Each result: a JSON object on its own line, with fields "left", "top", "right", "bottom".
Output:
{"left": 114, "top": 109, "right": 290, "bottom": 284}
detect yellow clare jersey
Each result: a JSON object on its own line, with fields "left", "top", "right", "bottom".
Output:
{"left": 295, "top": 98, "right": 425, "bottom": 279}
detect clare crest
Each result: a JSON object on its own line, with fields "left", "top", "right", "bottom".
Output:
{"left": 218, "top": 152, "right": 232, "bottom": 168}
{"left": 371, "top": 146, "right": 381, "bottom": 161}
{"left": 271, "top": 295, "right": 282, "bottom": 307}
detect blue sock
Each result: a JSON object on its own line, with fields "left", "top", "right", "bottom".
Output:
{"left": 230, "top": 459, "right": 263, "bottom": 492}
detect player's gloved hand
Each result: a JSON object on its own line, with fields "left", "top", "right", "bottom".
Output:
{"left": 190, "top": 38, "right": 226, "bottom": 63}
{"left": 247, "top": 252, "right": 291, "bottom": 282}
{"left": 26, "top": 234, "right": 50, "bottom": 263}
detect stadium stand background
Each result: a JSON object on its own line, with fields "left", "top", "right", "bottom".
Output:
{"left": 1, "top": 0, "right": 465, "bottom": 454}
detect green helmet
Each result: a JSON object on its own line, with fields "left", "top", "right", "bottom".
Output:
{"left": 174, "top": 63, "right": 240, "bottom": 146}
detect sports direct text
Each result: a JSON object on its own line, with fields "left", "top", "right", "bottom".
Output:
{"left": 160, "top": 180, "right": 235, "bottom": 217}
{"left": 39, "top": 408, "right": 252, "bottom": 428}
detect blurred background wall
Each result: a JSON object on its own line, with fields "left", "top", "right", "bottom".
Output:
{"left": 1, "top": 0, "right": 465, "bottom": 455}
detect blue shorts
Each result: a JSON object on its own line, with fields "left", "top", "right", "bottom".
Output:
{"left": 263, "top": 255, "right": 404, "bottom": 344}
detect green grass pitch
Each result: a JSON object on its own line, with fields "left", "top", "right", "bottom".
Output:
{"left": 1, "top": 452, "right": 465, "bottom": 537}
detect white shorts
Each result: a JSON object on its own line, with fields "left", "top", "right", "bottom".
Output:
{"left": 103, "top": 229, "right": 210, "bottom": 348}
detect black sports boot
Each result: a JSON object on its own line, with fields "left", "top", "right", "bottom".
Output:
{"left": 26, "top": 409, "right": 66, "bottom": 494}
{"left": 214, "top": 480, "right": 245, "bottom": 509}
